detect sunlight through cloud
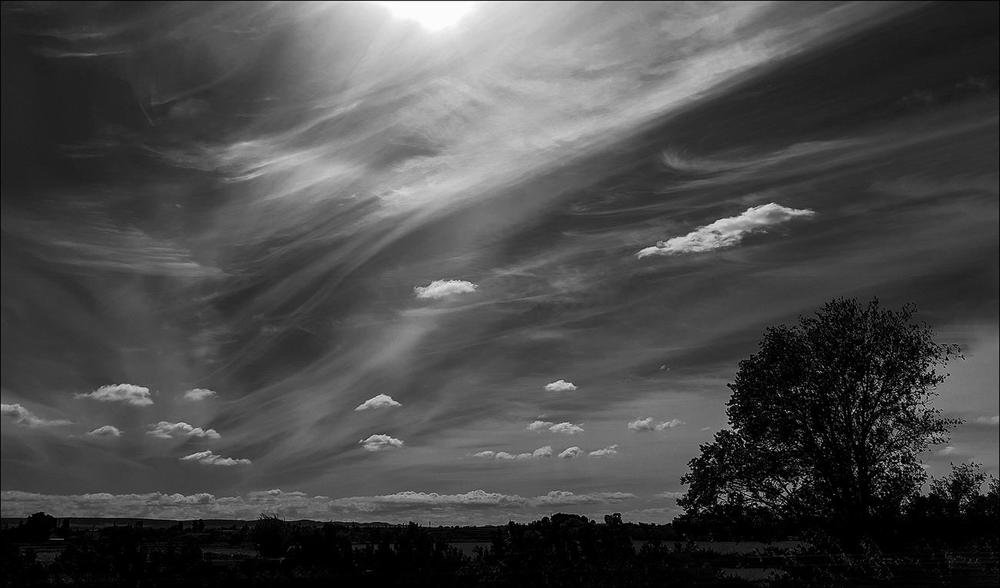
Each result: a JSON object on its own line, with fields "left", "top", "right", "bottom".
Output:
{"left": 370, "top": 2, "right": 478, "bottom": 31}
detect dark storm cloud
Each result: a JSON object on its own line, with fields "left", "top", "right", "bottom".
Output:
{"left": 2, "top": 1, "right": 997, "bottom": 519}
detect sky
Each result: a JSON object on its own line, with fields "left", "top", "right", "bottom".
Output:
{"left": 1, "top": 1, "right": 997, "bottom": 524}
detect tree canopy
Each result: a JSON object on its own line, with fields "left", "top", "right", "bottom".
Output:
{"left": 679, "top": 298, "right": 962, "bottom": 533}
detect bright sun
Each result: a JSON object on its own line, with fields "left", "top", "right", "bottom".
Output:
{"left": 372, "top": 2, "right": 478, "bottom": 32}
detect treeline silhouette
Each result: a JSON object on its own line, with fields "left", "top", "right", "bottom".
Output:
{"left": 2, "top": 467, "right": 997, "bottom": 588}
{"left": 674, "top": 462, "right": 1000, "bottom": 544}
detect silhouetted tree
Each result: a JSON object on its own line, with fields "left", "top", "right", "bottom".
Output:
{"left": 20, "top": 513, "right": 57, "bottom": 542}
{"left": 929, "top": 462, "right": 988, "bottom": 517}
{"left": 679, "top": 298, "right": 961, "bottom": 535}
{"left": 252, "top": 513, "right": 289, "bottom": 558}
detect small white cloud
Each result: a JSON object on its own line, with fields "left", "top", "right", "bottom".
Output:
{"left": 544, "top": 379, "right": 577, "bottom": 392}
{"left": 1, "top": 403, "right": 72, "bottom": 428}
{"left": 180, "top": 450, "right": 251, "bottom": 466}
{"left": 87, "top": 425, "right": 122, "bottom": 437}
{"left": 939, "top": 446, "right": 957, "bottom": 455}
{"left": 628, "top": 417, "right": 655, "bottom": 432}
{"left": 333, "top": 490, "right": 527, "bottom": 512}
{"left": 655, "top": 419, "right": 684, "bottom": 431}
{"left": 354, "top": 394, "right": 402, "bottom": 411}
{"left": 558, "top": 446, "right": 583, "bottom": 459}
{"left": 76, "top": 384, "right": 153, "bottom": 406}
{"left": 637, "top": 202, "right": 815, "bottom": 258}
{"left": 629, "top": 417, "right": 684, "bottom": 431}
{"left": 974, "top": 415, "right": 999, "bottom": 426}
{"left": 360, "top": 434, "right": 404, "bottom": 452}
{"left": 589, "top": 444, "right": 619, "bottom": 457}
{"left": 183, "top": 388, "right": 216, "bottom": 401}
{"left": 656, "top": 491, "right": 685, "bottom": 500}
{"left": 147, "top": 421, "right": 220, "bottom": 440}
{"left": 475, "top": 446, "right": 552, "bottom": 461}
{"left": 532, "top": 445, "right": 553, "bottom": 458}
{"left": 527, "top": 420, "right": 554, "bottom": 431}
{"left": 414, "top": 279, "right": 478, "bottom": 299}
{"left": 549, "top": 422, "right": 584, "bottom": 435}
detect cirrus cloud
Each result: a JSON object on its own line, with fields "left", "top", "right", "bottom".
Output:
{"left": 75, "top": 384, "right": 153, "bottom": 406}
{"left": 636, "top": 202, "right": 815, "bottom": 258}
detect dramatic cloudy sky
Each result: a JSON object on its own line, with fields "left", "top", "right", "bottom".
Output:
{"left": 2, "top": 2, "right": 997, "bottom": 523}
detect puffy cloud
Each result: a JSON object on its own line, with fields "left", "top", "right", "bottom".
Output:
{"left": 180, "top": 450, "right": 251, "bottom": 466}
{"left": 527, "top": 419, "right": 554, "bottom": 431}
{"left": 183, "top": 388, "right": 216, "bottom": 401}
{"left": 655, "top": 419, "right": 684, "bottom": 430}
{"left": 360, "top": 434, "right": 404, "bottom": 452}
{"left": 0, "top": 490, "right": 311, "bottom": 519}
{"left": 75, "top": 384, "right": 153, "bottom": 406}
{"left": 413, "top": 279, "right": 478, "bottom": 299}
{"left": 636, "top": 202, "right": 815, "bottom": 258}
{"left": 974, "top": 415, "right": 999, "bottom": 426}
{"left": 354, "top": 394, "right": 402, "bottom": 411}
{"left": 548, "top": 422, "right": 584, "bottom": 435}
{"left": 147, "top": 421, "right": 221, "bottom": 440}
{"left": 544, "top": 379, "right": 577, "bottom": 392}
{"left": 533, "top": 491, "right": 635, "bottom": 506}
{"left": 532, "top": 445, "right": 553, "bottom": 458}
{"left": 1, "top": 403, "right": 72, "bottom": 428}
{"left": 86, "top": 425, "right": 122, "bottom": 437}
{"left": 629, "top": 417, "right": 684, "bottom": 431}
{"left": 558, "top": 446, "right": 583, "bottom": 459}
{"left": 527, "top": 420, "right": 583, "bottom": 434}
{"left": 655, "top": 491, "right": 685, "bottom": 500}
{"left": 628, "top": 417, "right": 655, "bottom": 431}
{"left": 938, "top": 446, "right": 957, "bottom": 456}
{"left": 589, "top": 444, "right": 619, "bottom": 457}
{"left": 332, "top": 490, "right": 528, "bottom": 512}
{"left": 476, "top": 446, "right": 553, "bottom": 461}
{"left": 1, "top": 488, "right": 637, "bottom": 520}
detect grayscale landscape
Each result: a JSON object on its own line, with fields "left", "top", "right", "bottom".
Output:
{"left": 2, "top": 2, "right": 998, "bottom": 586}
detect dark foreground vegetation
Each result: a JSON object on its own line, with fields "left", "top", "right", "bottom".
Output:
{"left": 3, "top": 473, "right": 998, "bottom": 588}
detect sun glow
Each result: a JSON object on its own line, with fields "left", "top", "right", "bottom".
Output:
{"left": 372, "top": 2, "right": 478, "bottom": 31}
